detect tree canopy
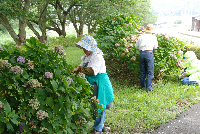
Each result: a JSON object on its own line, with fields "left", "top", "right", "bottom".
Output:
{"left": 0, "top": 0, "right": 157, "bottom": 44}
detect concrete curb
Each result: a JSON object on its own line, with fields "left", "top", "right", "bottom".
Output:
{"left": 179, "top": 32, "right": 200, "bottom": 38}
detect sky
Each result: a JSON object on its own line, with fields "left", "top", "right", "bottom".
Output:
{"left": 150, "top": 0, "right": 200, "bottom": 16}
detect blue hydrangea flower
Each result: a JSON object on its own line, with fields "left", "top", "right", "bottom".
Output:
{"left": 17, "top": 56, "right": 25, "bottom": 63}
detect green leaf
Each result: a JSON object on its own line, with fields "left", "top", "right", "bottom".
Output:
{"left": 51, "top": 80, "right": 58, "bottom": 90}
{"left": 10, "top": 118, "right": 18, "bottom": 125}
{"left": 67, "top": 128, "right": 74, "bottom": 134}
{"left": 22, "top": 72, "right": 29, "bottom": 79}
{"left": 4, "top": 102, "right": 11, "bottom": 114}
{"left": 41, "top": 120, "right": 48, "bottom": 127}
{"left": 82, "top": 108, "right": 90, "bottom": 116}
{"left": 6, "top": 122, "right": 13, "bottom": 131}
{"left": 41, "top": 58, "right": 48, "bottom": 63}
{"left": 58, "top": 86, "right": 65, "bottom": 92}
{"left": 52, "top": 120, "right": 60, "bottom": 128}
{"left": 46, "top": 97, "right": 54, "bottom": 107}
{"left": 54, "top": 67, "right": 61, "bottom": 77}
{"left": 47, "top": 125, "right": 53, "bottom": 133}
{"left": 0, "top": 115, "right": 7, "bottom": 123}
{"left": 0, "top": 123, "right": 5, "bottom": 133}
{"left": 58, "top": 95, "right": 65, "bottom": 103}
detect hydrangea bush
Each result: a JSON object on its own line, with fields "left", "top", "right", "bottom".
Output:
{"left": 0, "top": 37, "right": 94, "bottom": 133}
{"left": 153, "top": 34, "right": 186, "bottom": 79}
{"left": 94, "top": 14, "right": 186, "bottom": 82}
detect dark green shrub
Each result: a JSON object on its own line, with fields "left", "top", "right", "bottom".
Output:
{"left": 184, "top": 44, "right": 200, "bottom": 60}
{"left": 47, "top": 35, "right": 82, "bottom": 48}
{"left": 94, "top": 14, "right": 186, "bottom": 83}
{"left": 0, "top": 37, "right": 93, "bottom": 133}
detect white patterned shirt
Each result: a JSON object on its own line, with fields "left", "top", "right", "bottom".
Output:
{"left": 135, "top": 33, "right": 158, "bottom": 51}
{"left": 80, "top": 53, "right": 106, "bottom": 75}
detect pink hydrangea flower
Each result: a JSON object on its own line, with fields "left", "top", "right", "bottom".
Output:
{"left": 115, "top": 43, "right": 120, "bottom": 47}
{"left": 173, "top": 55, "right": 177, "bottom": 59}
{"left": 141, "top": 27, "right": 144, "bottom": 29}
{"left": 121, "top": 53, "right": 125, "bottom": 57}
{"left": 128, "top": 23, "right": 132, "bottom": 25}
{"left": 135, "top": 29, "right": 139, "bottom": 33}
{"left": 165, "top": 35, "right": 170, "bottom": 40}
{"left": 125, "top": 48, "right": 129, "bottom": 53}
{"left": 131, "top": 56, "right": 136, "bottom": 61}
{"left": 178, "top": 50, "right": 183, "bottom": 55}
{"left": 17, "top": 56, "right": 25, "bottom": 63}
{"left": 170, "top": 54, "right": 177, "bottom": 59}
{"left": 44, "top": 72, "right": 53, "bottom": 79}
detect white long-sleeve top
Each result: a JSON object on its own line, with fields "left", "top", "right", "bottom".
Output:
{"left": 135, "top": 33, "right": 158, "bottom": 51}
{"left": 80, "top": 53, "right": 106, "bottom": 76}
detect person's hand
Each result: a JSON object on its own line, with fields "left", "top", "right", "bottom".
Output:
{"left": 69, "top": 67, "right": 79, "bottom": 73}
{"left": 72, "top": 67, "right": 79, "bottom": 73}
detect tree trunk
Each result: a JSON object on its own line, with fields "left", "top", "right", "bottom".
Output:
{"left": 61, "top": 21, "right": 66, "bottom": 37}
{"left": 78, "top": 21, "right": 84, "bottom": 37}
{"left": 48, "top": 1, "right": 75, "bottom": 38}
{"left": 0, "top": 14, "right": 20, "bottom": 45}
{"left": 27, "top": 21, "right": 42, "bottom": 41}
{"left": 37, "top": 0, "right": 49, "bottom": 43}
{"left": 19, "top": 0, "right": 31, "bottom": 44}
{"left": 88, "top": 24, "right": 91, "bottom": 34}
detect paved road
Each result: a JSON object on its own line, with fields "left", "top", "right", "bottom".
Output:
{"left": 151, "top": 101, "right": 200, "bottom": 134}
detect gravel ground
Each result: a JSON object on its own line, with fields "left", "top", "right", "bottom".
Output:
{"left": 151, "top": 101, "right": 200, "bottom": 134}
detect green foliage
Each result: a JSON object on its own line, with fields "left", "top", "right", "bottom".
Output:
{"left": 94, "top": 14, "right": 186, "bottom": 82}
{"left": 0, "top": 0, "right": 24, "bottom": 19}
{"left": 0, "top": 37, "right": 93, "bottom": 133}
{"left": 106, "top": 77, "right": 200, "bottom": 133}
{"left": 47, "top": 34, "right": 81, "bottom": 48}
{"left": 184, "top": 44, "right": 200, "bottom": 60}
{"left": 174, "top": 20, "right": 182, "bottom": 24}
{"left": 153, "top": 34, "right": 186, "bottom": 78}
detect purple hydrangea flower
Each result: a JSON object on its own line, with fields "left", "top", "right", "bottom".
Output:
{"left": 17, "top": 56, "right": 25, "bottom": 63}
{"left": 44, "top": 72, "right": 53, "bottom": 79}
{"left": 141, "top": 27, "right": 144, "bottom": 29}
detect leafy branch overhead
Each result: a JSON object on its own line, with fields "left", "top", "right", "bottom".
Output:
{"left": 0, "top": 0, "right": 157, "bottom": 44}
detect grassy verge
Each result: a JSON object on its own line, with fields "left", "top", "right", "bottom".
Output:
{"left": 106, "top": 78, "right": 200, "bottom": 133}
{"left": 64, "top": 45, "right": 200, "bottom": 133}
{"left": 2, "top": 33, "right": 200, "bottom": 133}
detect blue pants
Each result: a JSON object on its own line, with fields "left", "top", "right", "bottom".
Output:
{"left": 139, "top": 52, "right": 154, "bottom": 90}
{"left": 181, "top": 77, "right": 198, "bottom": 85}
{"left": 93, "top": 110, "right": 106, "bottom": 131}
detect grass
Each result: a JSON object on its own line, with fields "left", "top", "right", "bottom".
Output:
{"left": 106, "top": 79, "right": 200, "bottom": 133}
{"left": 64, "top": 46, "right": 84, "bottom": 67}
{"left": 64, "top": 45, "right": 200, "bottom": 133}
{"left": 2, "top": 31, "right": 200, "bottom": 133}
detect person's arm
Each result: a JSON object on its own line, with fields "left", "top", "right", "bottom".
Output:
{"left": 72, "top": 66, "right": 94, "bottom": 75}
{"left": 77, "top": 66, "right": 94, "bottom": 75}
{"left": 153, "top": 36, "right": 158, "bottom": 49}
{"left": 135, "top": 38, "right": 140, "bottom": 49}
